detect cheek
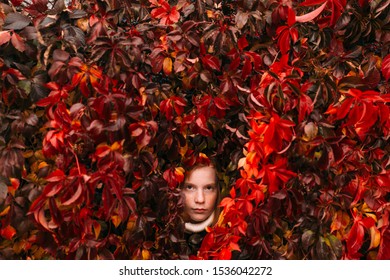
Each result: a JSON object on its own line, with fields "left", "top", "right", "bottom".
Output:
{"left": 183, "top": 193, "right": 193, "bottom": 208}
{"left": 207, "top": 193, "right": 218, "bottom": 207}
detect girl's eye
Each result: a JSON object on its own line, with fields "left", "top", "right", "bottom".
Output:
{"left": 184, "top": 185, "right": 193, "bottom": 190}
{"left": 206, "top": 185, "right": 215, "bottom": 191}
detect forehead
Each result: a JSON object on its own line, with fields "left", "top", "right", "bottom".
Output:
{"left": 184, "top": 166, "right": 216, "bottom": 185}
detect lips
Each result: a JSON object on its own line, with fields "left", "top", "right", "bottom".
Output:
{"left": 192, "top": 209, "right": 207, "bottom": 213}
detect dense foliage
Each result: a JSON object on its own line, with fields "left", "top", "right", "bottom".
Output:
{"left": 0, "top": 0, "right": 389, "bottom": 259}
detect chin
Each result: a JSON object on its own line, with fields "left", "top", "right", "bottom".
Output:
{"left": 190, "top": 214, "right": 209, "bottom": 223}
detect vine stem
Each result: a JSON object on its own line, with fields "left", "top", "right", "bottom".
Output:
{"left": 69, "top": 144, "right": 82, "bottom": 175}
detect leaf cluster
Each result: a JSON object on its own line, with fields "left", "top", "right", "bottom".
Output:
{"left": 0, "top": 0, "right": 389, "bottom": 259}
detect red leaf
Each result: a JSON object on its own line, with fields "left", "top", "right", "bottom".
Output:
{"left": 34, "top": 208, "right": 50, "bottom": 231}
{"left": 0, "top": 225, "right": 16, "bottom": 240}
{"left": 62, "top": 183, "right": 83, "bottom": 206}
{"left": 220, "top": 197, "right": 236, "bottom": 213}
{"left": 346, "top": 220, "right": 364, "bottom": 258}
{"left": 124, "top": 197, "right": 137, "bottom": 213}
{"left": 237, "top": 36, "right": 248, "bottom": 51}
{"left": 300, "top": 0, "right": 327, "bottom": 6}
{"left": 361, "top": 217, "right": 375, "bottom": 229}
{"left": 259, "top": 158, "right": 296, "bottom": 193}
{"left": 245, "top": 51, "right": 262, "bottom": 70}
{"left": 0, "top": 31, "right": 11, "bottom": 46}
{"left": 201, "top": 54, "right": 221, "bottom": 71}
{"left": 11, "top": 32, "right": 25, "bottom": 52}
{"left": 129, "top": 121, "right": 158, "bottom": 148}
{"left": 45, "top": 182, "right": 64, "bottom": 197}
{"left": 336, "top": 98, "right": 354, "bottom": 120}
{"left": 229, "top": 56, "right": 241, "bottom": 71}
{"left": 242, "top": 57, "right": 252, "bottom": 80}
{"left": 298, "top": 93, "right": 314, "bottom": 122}
{"left": 10, "top": 0, "right": 24, "bottom": 6}
{"left": 46, "top": 169, "right": 66, "bottom": 182}
{"left": 276, "top": 26, "right": 289, "bottom": 54}
{"left": 150, "top": 1, "right": 180, "bottom": 25}
{"left": 296, "top": 2, "right": 327, "bottom": 23}
{"left": 287, "top": 7, "right": 296, "bottom": 27}
{"left": 262, "top": 113, "right": 295, "bottom": 153}
{"left": 300, "top": 0, "right": 346, "bottom": 27}
{"left": 218, "top": 248, "right": 232, "bottom": 260}
{"left": 173, "top": 96, "right": 186, "bottom": 115}
{"left": 194, "top": 115, "right": 212, "bottom": 137}
{"left": 163, "top": 167, "right": 185, "bottom": 189}
{"left": 382, "top": 54, "right": 390, "bottom": 81}
{"left": 49, "top": 197, "right": 62, "bottom": 226}
{"left": 378, "top": 228, "right": 390, "bottom": 259}
{"left": 214, "top": 97, "right": 229, "bottom": 111}
{"left": 160, "top": 99, "right": 174, "bottom": 120}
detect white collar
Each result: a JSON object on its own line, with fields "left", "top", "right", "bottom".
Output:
{"left": 184, "top": 212, "right": 215, "bottom": 233}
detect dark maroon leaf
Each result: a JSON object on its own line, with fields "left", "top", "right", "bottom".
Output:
{"left": 0, "top": 180, "right": 7, "bottom": 204}
{"left": 4, "top": 13, "right": 31, "bottom": 30}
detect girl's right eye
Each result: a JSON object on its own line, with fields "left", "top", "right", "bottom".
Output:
{"left": 184, "top": 185, "right": 193, "bottom": 190}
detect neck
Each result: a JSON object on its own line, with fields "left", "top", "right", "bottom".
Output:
{"left": 185, "top": 212, "right": 215, "bottom": 233}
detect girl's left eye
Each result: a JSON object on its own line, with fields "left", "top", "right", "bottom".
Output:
{"left": 205, "top": 186, "right": 215, "bottom": 191}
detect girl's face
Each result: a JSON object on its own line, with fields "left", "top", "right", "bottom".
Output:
{"left": 181, "top": 166, "right": 218, "bottom": 223}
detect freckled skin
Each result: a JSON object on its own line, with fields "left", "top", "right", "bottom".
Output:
{"left": 181, "top": 166, "right": 217, "bottom": 223}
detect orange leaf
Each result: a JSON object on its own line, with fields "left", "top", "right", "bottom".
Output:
{"left": 111, "top": 215, "right": 121, "bottom": 228}
{"left": 0, "top": 206, "right": 10, "bottom": 217}
{"left": 93, "top": 221, "right": 101, "bottom": 239}
{"left": 142, "top": 249, "right": 151, "bottom": 260}
{"left": 163, "top": 57, "right": 173, "bottom": 75}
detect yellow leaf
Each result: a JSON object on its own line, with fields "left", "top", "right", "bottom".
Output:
{"left": 369, "top": 226, "right": 381, "bottom": 250}
{"left": 0, "top": 205, "right": 10, "bottom": 217}
{"left": 179, "top": 142, "right": 188, "bottom": 157}
{"left": 34, "top": 150, "right": 45, "bottom": 160}
{"left": 23, "top": 150, "right": 34, "bottom": 158}
{"left": 206, "top": 10, "right": 215, "bottom": 19}
{"left": 330, "top": 210, "right": 350, "bottom": 234}
{"left": 142, "top": 249, "right": 151, "bottom": 260}
{"left": 163, "top": 57, "right": 172, "bottom": 75}
{"left": 216, "top": 216, "right": 224, "bottom": 227}
{"left": 110, "top": 141, "right": 123, "bottom": 151}
{"left": 324, "top": 236, "right": 331, "bottom": 247}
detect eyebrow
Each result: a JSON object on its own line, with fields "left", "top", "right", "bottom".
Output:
{"left": 183, "top": 183, "right": 216, "bottom": 187}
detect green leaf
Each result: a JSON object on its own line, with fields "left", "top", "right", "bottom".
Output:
{"left": 302, "top": 230, "right": 316, "bottom": 250}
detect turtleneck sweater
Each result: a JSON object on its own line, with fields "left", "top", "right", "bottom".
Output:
{"left": 184, "top": 211, "right": 215, "bottom": 233}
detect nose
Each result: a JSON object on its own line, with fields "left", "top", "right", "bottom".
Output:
{"left": 195, "top": 189, "right": 205, "bottom": 204}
